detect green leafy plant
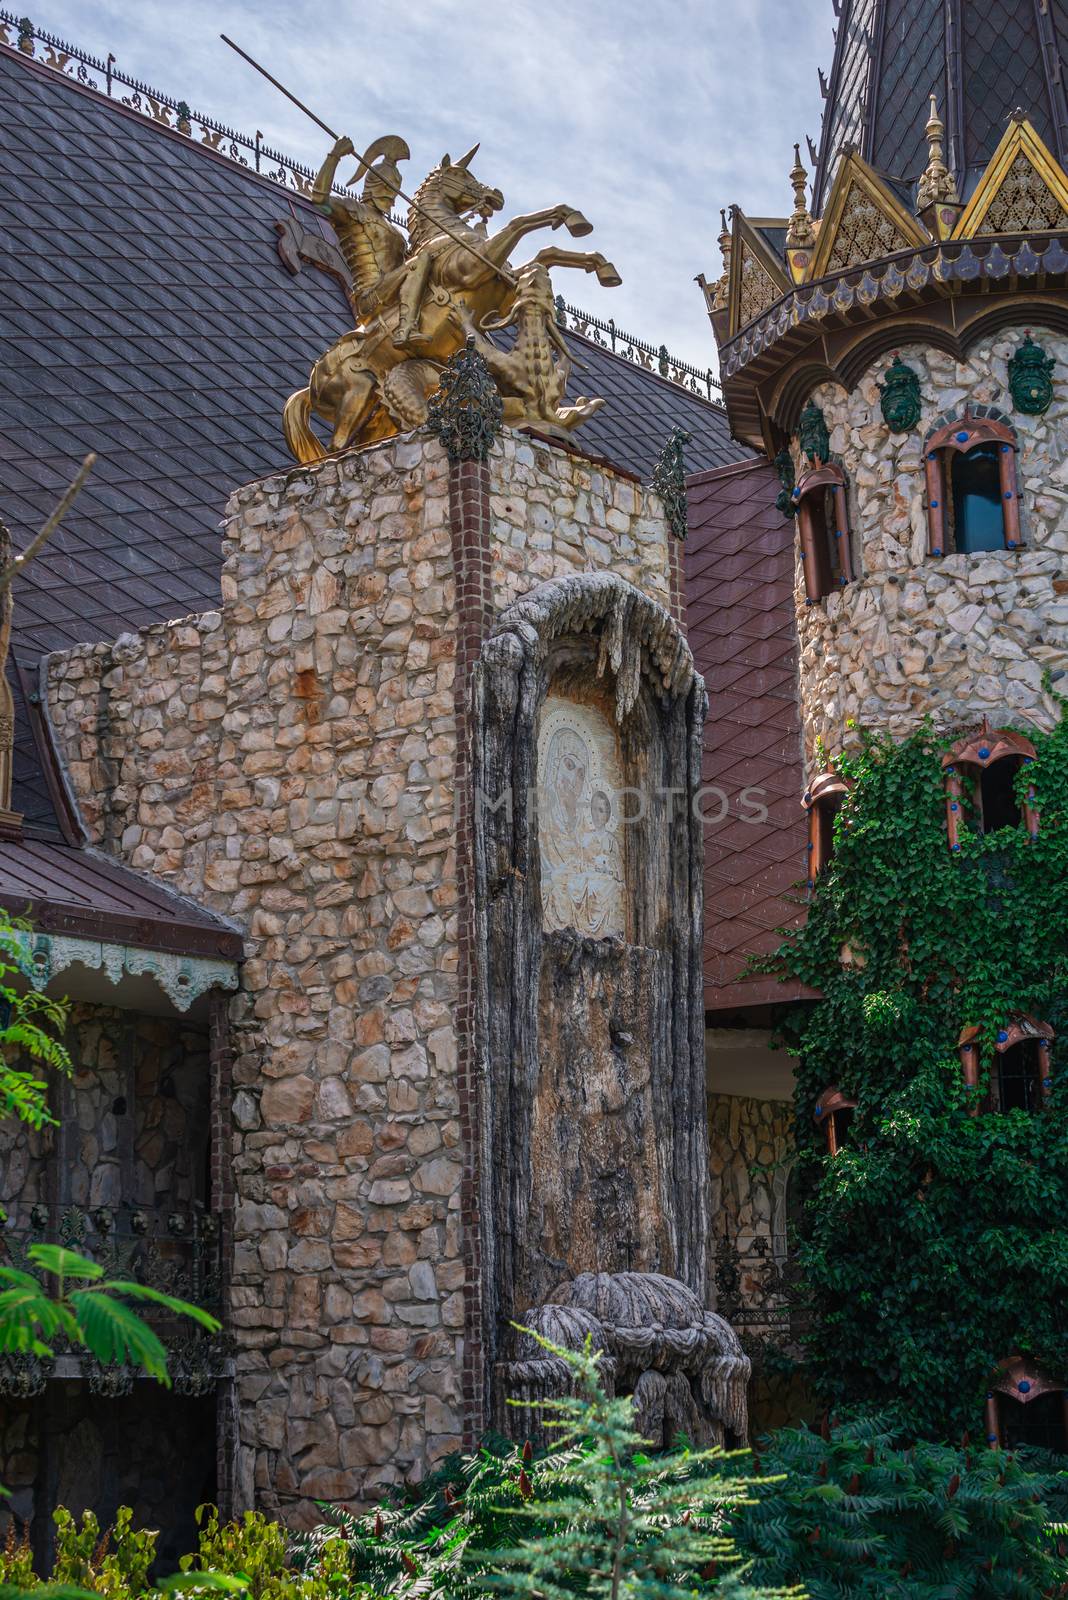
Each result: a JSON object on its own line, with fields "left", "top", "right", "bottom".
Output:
{"left": 0, "top": 1244, "right": 218, "bottom": 1384}
{"left": 769, "top": 713, "right": 1068, "bottom": 1438}
{"left": 0, "top": 918, "right": 72, "bottom": 1132}
{"left": 732, "top": 1410, "right": 1068, "bottom": 1596}
{"left": 294, "top": 1331, "right": 797, "bottom": 1599}
{"left": 181, "top": 1508, "right": 357, "bottom": 1600}
{"left": 0, "top": 1507, "right": 249, "bottom": 1599}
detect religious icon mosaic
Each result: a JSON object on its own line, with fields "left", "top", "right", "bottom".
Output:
{"left": 536, "top": 697, "right": 625, "bottom": 939}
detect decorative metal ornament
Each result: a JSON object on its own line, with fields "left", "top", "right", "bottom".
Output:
{"left": 797, "top": 399, "right": 830, "bottom": 464}
{"left": 1008, "top": 332, "right": 1055, "bottom": 415}
{"left": 170, "top": 1334, "right": 226, "bottom": 1398}
{"left": 0, "top": 1353, "right": 51, "bottom": 1398}
{"left": 878, "top": 355, "right": 922, "bottom": 433}
{"left": 426, "top": 337, "right": 504, "bottom": 464}
{"left": 83, "top": 1358, "right": 134, "bottom": 1398}
{"left": 773, "top": 449, "right": 797, "bottom": 518}
{"left": 649, "top": 426, "right": 692, "bottom": 540}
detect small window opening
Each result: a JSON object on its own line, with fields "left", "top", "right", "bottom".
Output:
{"left": 943, "top": 724, "right": 1038, "bottom": 852}
{"left": 996, "top": 1040, "right": 1041, "bottom": 1113}
{"left": 814, "top": 1087, "right": 856, "bottom": 1156}
{"left": 950, "top": 444, "right": 1005, "bottom": 553}
{"left": 999, "top": 1391, "right": 1068, "bottom": 1452}
{"left": 803, "top": 772, "right": 851, "bottom": 881}
{"left": 979, "top": 756, "right": 1022, "bottom": 833}
{"left": 814, "top": 790, "right": 840, "bottom": 869}
{"left": 795, "top": 464, "right": 853, "bottom": 604}
{"left": 924, "top": 415, "right": 1021, "bottom": 558}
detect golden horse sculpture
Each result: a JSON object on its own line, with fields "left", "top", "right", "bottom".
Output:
{"left": 282, "top": 136, "right": 621, "bottom": 463}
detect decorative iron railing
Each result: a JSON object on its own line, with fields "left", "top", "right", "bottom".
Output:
{"left": 0, "top": 1200, "right": 227, "bottom": 1398}
{"left": 3, "top": 11, "right": 722, "bottom": 402}
{"left": 555, "top": 298, "right": 722, "bottom": 404}
{"left": 1, "top": 1199, "right": 223, "bottom": 1316}
{"left": 713, "top": 1234, "right": 810, "bottom": 1346}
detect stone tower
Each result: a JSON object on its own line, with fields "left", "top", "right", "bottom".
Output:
{"left": 703, "top": 2, "right": 1068, "bottom": 779}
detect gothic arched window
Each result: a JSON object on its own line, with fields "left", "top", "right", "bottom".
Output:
{"left": 942, "top": 723, "right": 1038, "bottom": 851}
{"left": 985, "top": 1357, "right": 1068, "bottom": 1452}
{"left": 814, "top": 1086, "right": 856, "bottom": 1155}
{"left": 924, "top": 413, "right": 1021, "bottom": 557}
{"left": 957, "top": 1016, "right": 1054, "bottom": 1115}
{"left": 794, "top": 464, "right": 854, "bottom": 604}
{"left": 802, "top": 771, "right": 850, "bottom": 882}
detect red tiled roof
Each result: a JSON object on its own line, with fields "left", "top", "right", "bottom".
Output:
{"left": 686, "top": 458, "right": 812, "bottom": 1011}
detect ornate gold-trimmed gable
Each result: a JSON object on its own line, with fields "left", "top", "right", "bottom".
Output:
{"left": 728, "top": 213, "right": 791, "bottom": 336}
{"left": 806, "top": 151, "right": 927, "bottom": 281}
{"left": 953, "top": 116, "right": 1068, "bottom": 238}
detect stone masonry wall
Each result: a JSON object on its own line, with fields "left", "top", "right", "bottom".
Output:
{"left": 45, "top": 428, "right": 677, "bottom": 1516}
{"left": 793, "top": 326, "right": 1068, "bottom": 766}
{"left": 707, "top": 1093, "right": 793, "bottom": 1265}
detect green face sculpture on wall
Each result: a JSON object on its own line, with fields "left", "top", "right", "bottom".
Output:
{"left": 878, "top": 354, "right": 922, "bottom": 434}
{"left": 1008, "top": 333, "right": 1055, "bottom": 416}
{"left": 797, "top": 400, "right": 830, "bottom": 465}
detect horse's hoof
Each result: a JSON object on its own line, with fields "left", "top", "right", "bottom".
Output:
{"left": 596, "top": 262, "right": 623, "bottom": 288}
{"left": 564, "top": 209, "right": 593, "bottom": 237}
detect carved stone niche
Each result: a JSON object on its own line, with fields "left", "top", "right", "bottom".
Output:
{"left": 472, "top": 572, "right": 749, "bottom": 1446}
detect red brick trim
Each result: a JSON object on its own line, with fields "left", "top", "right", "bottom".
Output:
{"left": 208, "top": 989, "right": 238, "bottom": 1515}
{"left": 669, "top": 531, "right": 687, "bottom": 627}
{"left": 447, "top": 457, "right": 494, "bottom": 1446}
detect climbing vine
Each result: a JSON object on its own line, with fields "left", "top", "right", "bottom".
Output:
{"left": 770, "top": 707, "right": 1068, "bottom": 1439}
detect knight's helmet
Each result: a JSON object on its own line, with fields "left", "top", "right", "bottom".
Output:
{"left": 703, "top": 1, "right": 1068, "bottom": 771}
{"left": 346, "top": 134, "right": 410, "bottom": 211}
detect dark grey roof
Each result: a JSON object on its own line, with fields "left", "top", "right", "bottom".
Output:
{"left": 0, "top": 37, "right": 745, "bottom": 846}
{"left": 813, "top": 0, "right": 1068, "bottom": 213}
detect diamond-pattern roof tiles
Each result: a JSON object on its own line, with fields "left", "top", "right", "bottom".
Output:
{"left": 0, "top": 38, "right": 744, "bottom": 848}
{"left": 686, "top": 459, "right": 812, "bottom": 1012}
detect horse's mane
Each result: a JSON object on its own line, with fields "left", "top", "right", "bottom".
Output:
{"left": 407, "top": 165, "right": 448, "bottom": 254}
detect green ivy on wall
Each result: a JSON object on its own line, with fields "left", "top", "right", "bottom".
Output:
{"left": 770, "top": 706, "right": 1068, "bottom": 1440}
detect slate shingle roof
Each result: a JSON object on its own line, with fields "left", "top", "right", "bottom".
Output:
{"left": 813, "top": 0, "right": 1068, "bottom": 212}
{"left": 686, "top": 459, "right": 812, "bottom": 1012}
{"left": 0, "top": 37, "right": 746, "bottom": 943}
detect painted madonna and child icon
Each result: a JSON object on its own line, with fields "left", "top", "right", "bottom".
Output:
{"left": 537, "top": 699, "right": 626, "bottom": 939}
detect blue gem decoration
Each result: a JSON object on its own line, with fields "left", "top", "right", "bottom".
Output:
{"left": 931, "top": 499, "right": 939, "bottom": 508}
{"left": 815, "top": 1105, "right": 823, "bottom": 1117}
{"left": 956, "top": 430, "right": 970, "bottom": 443}
{"left": 997, "top": 1030, "right": 1009, "bottom": 1043}
{"left": 933, "top": 547, "right": 943, "bottom": 555}
{"left": 1045, "top": 1077, "right": 1054, "bottom": 1087}
{"left": 951, "top": 802, "right": 958, "bottom": 812}
{"left": 1004, "top": 491, "right": 1013, "bottom": 500}
{"left": 978, "top": 747, "right": 990, "bottom": 760}
{"left": 1019, "top": 1380, "right": 1031, "bottom": 1394}
{"left": 952, "top": 843, "right": 961, "bottom": 852}
{"left": 835, "top": 529, "right": 843, "bottom": 538}
{"left": 987, "top": 1432, "right": 998, "bottom": 1443}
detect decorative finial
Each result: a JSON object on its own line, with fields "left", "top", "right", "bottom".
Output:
{"left": 650, "top": 426, "right": 692, "bottom": 540}
{"left": 786, "top": 144, "right": 815, "bottom": 250}
{"left": 426, "top": 336, "right": 503, "bottom": 463}
{"left": 917, "top": 95, "right": 959, "bottom": 211}
{"left": 712, "top": 208, "right": 732, "bottom": 312}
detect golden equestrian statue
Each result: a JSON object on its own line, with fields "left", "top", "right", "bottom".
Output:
{"left": 282, "top": 135, "right": 622, "bottom": 462}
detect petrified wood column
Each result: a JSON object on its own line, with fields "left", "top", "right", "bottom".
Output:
{"left": 472, "top": 573, "right": 744, "bottom": 1441}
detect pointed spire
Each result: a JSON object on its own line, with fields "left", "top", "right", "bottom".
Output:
{"left": 786, "top": 144, "right": 816, "bottom": 249}
{"left": 712, "top": 208, "right": 732, "bottom": 311}
{"left": 917, "top": 95, "right": 959, "bottom": 210}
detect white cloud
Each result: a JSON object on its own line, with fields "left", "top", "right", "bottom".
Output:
{"left": 36, "top": 0, "right": 831, "bottom": 364}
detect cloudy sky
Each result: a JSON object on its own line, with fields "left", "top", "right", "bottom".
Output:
{"left": 42, "top": 0, "right": 831, "bottom": 367}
